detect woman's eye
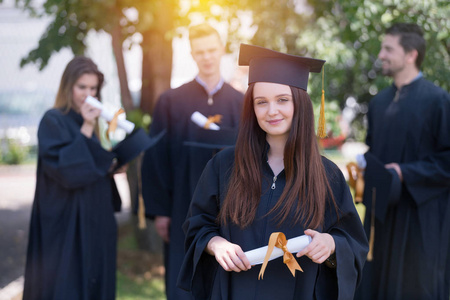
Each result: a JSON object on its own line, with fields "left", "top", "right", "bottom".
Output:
{"left": 278, "top": 98, "right": 289, "bottom": 102}
{"left": 255, "top": 100, "right": 267, "bottom": 105}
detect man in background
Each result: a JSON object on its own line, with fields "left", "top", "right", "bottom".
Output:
{"left": 355, "top": 23, "right": 450, "bottom": 300}
{"left": 141, "top": 23, "right": 243, "bottom": 299}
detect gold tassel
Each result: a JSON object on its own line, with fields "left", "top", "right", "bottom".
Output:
{"left": 367, "top": 188, "right": 376, "bottom": 261}
{"left": 136, "top": 153, "right": 147, "bottom": 229}
{"left": 138, "top": 193, "right": 147, "bottom": 229}
{"left": 317, "top": 67, "right": 327, "bottom": 138}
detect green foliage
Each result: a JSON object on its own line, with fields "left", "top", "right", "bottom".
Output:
{"left": 307, "top": 0, "right": 449, "bottom": 99}
{"left": 16, "top": 0, "right": 122, "bottom": 69}
{"left": 126, "top": 108, "right": 152, "bottom": 132}
{"left": 0, "top": 139, "right": 30, "bottom": 165}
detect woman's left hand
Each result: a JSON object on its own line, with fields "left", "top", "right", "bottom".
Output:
{"left": 296, "top": 229, "right": 335, "bottom": 264}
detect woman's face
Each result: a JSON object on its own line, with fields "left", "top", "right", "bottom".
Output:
{"left": 72, "top": 73, "right": 99, "bottom": 113}
{"left": 253, "top": 82, "right": 294, "bottom": 140}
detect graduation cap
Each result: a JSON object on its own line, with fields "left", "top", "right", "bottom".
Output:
{"left": 111, "top": 128, "right": 165, "bottom": 168}
{"left": 238, "top": 43, "right": 328, "bottom": 137}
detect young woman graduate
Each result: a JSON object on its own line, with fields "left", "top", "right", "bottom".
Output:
{"left": 23, "top": 57, "right": 123, "bottom": 300}
{"left": 177, "top": 44, "right": 369, "bottom": 300}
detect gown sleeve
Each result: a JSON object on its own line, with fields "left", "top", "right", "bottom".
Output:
{"left": 400, "top": 92, "right": 450, "bottom": 205}
{"left": 315, "top": 159, "right": 369, "bottom": 300}
{"left": 141, "top": 93, "right": 174, "bottom": 217}
{"left": 177, "top": 156, "right": 222, "bottom": 298}
{"left": 38, "top": 110, "right": 116, "bottom": 189}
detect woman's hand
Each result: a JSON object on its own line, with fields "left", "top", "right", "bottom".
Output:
{"left": 296, "top": 229, "right": 335, "bottom": 264}
{"left": 206, "top": 236, "right": 251, "bottom": 272}
{"left": 80, "top": 101, "right": 101, "bottom": 123}
{"left": 80, "top": 101, "right": 101, "bottom": 138}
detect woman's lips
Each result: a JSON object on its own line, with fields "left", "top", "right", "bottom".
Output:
{"left": 267, "top": 119, "right": 283, "bottom": 125}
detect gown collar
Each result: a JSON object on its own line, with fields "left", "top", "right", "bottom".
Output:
{"left": 262, "top": 141, "right": 285, "bottom": 177}
{"left": 195, "top": 75, "right": 225, "bottom": 97}
{"left": 393, "top": 71, "right": 423, "bottom": 92}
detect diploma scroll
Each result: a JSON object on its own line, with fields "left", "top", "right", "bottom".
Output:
{"left": 245, "top": 235, "right": 312, "bottom": 266}
{"left": 85, "top": 96, "right": 135, "bottom": 134}
{"left": 191, "top": 111, "right": 220, "bottom": 130}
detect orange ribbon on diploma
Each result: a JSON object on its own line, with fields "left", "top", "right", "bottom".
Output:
{"left": 106, "top": 108, "right": 126, "bottom": 142}
{"left": 258, "top": 232, "right": 303, "bottom": 280}
{"left": 204, "top": 114, "right": 222, "bottom": 130}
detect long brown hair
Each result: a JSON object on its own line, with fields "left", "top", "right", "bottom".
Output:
{"left": 219, "top": 83, "right": 335, "bottom": 229}
{"left": 54, "top": 56, "right": 104, "bottom": 113}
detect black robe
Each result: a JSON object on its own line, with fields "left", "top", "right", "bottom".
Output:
{"left": 178, "top": 147, "right": 369, "bottom": 300}
{"left": 23, "top": 109, "right": 120, "bottom": 300}
{"left": 355, "top": 77, "right": 450, "bottom": 300}
{"left": 141, "top": 80, "right": 243, "bottom": 299}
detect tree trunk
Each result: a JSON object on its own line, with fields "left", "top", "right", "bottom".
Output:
{"left": 139, "top": 9, "right": 173, "bottom": 115}
{"left": 111, "top": 24, "right": 134, "bottom": 112}
{"left": 130, "top": 6, "right": 174, "bottom": 252}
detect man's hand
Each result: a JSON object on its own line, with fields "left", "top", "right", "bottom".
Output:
{"left": 155, "top": 216, "right": 171, "bottom": 243}
{"left": 385, "top": 162, "right": 403, "bottom": 182}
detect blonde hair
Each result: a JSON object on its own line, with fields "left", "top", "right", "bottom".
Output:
{"left": 188, "top": 23, "right": 222, "bottom": 45}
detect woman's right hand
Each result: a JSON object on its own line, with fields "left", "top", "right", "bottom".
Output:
{"left": 80, "top": 101, "right": 101, "bottom": 138}
{"left": 206, "top": 236, "right": 251, "bottom": 272}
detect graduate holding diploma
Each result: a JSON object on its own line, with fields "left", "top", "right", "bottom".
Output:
{"left": 178, "top": 44, "right": 369, "bottom": 300}
{"left": 23, "top": 57, "right": 125, "bottom": 300}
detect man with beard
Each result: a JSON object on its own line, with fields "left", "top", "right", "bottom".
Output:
{"left": 355, "top": 23, "right": 450, "bottom": 300}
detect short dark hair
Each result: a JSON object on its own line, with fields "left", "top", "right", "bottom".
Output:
{"left": 188, "top": 23, "right": 222, "bottom": 44}
{"left": 386, "top": 23, "right": 426, "bottom": 69}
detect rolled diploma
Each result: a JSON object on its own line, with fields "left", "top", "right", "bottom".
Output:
{"left": 244, "top": 235, "right": 312, "bottom": 265}
{"left": 85, "top": 95, "right": 135, "bottom": 134}
{"left": 191, "top": 111, "right": 220, "bottom": 130}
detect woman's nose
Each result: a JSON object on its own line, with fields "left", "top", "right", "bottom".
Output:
{"left": 268, "top": 103, "right": 278, "bottom": 115}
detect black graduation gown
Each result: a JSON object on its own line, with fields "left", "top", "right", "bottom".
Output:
{"left": 23, "top": 109, "right": 120, "bottom": 300}
{"left": 178, "top": 147, "right": 369, "bottom": 300}
{"left": 355, "top": 78, "right": 450, "bottom": 300}
{"left": 141, "top": 80, "right": 243, "bottom": 299}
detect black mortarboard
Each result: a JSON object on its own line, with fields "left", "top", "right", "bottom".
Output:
{"left": 363, "top": 151, "right": 402, "bottom": 223}
{"left": 112, "top": 128, "right": 165, "bottom": 168}
{"left": 238, "top": 44, "right": 325, "bottom": 91}
{"left": 238, "top": 44, "right": 328, "bottom": 137}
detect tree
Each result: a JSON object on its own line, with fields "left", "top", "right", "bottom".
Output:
{"left": 300, "top": 0, "right": 450, "bottom": 139}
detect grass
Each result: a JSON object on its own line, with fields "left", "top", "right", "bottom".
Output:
{"left": 116, "top": 272, "right": 165, "bottom": 300}
{"left": 116, "top": 222, "right": 166, "bottom": 300}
